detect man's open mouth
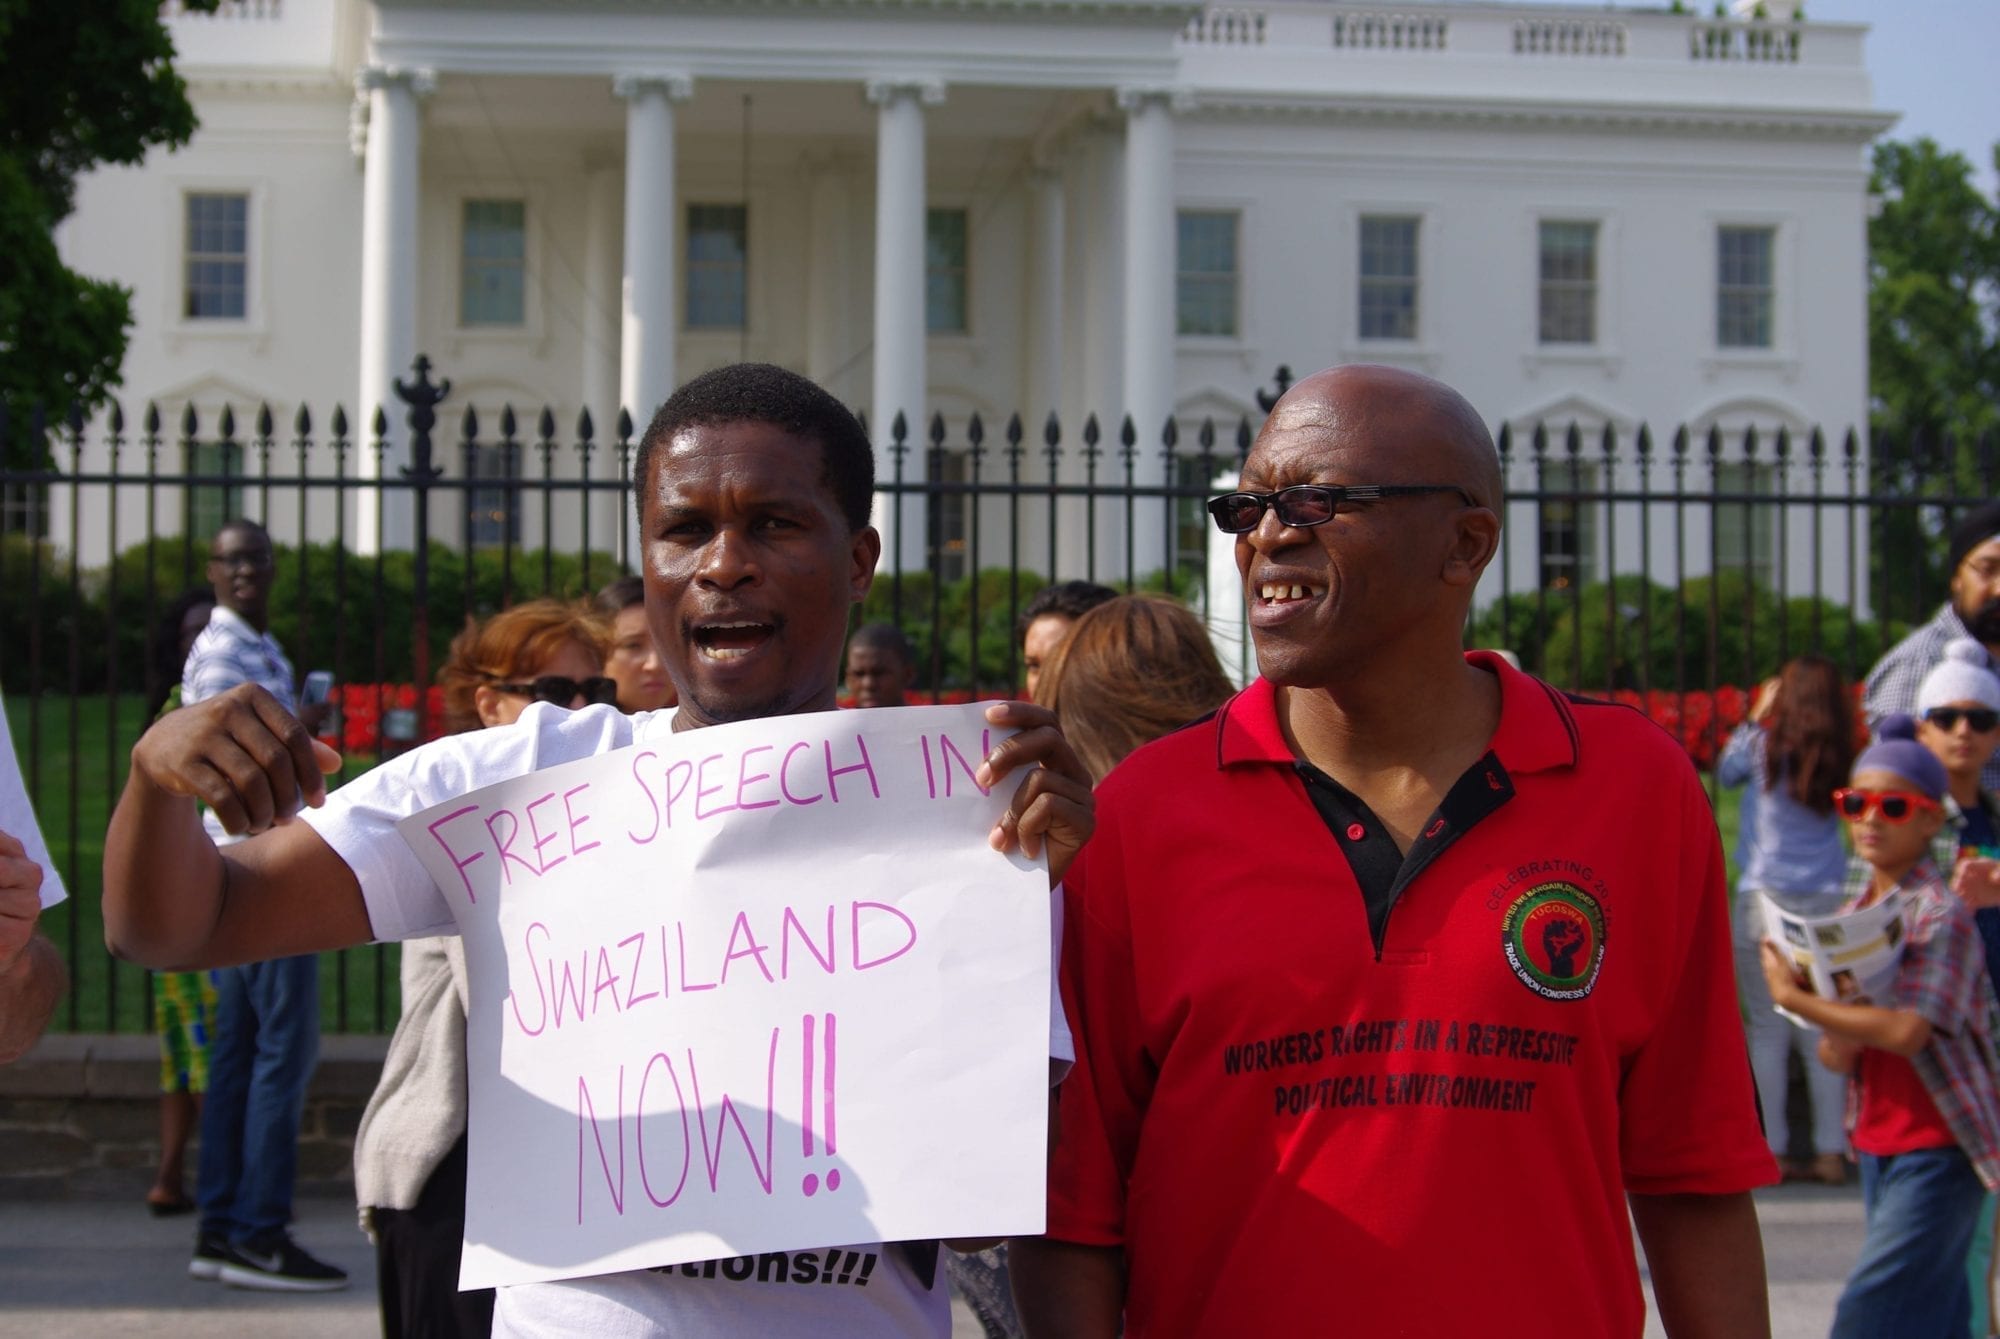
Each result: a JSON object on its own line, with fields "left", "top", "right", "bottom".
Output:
{"left": 691, "top": 620, "right": 777, "bottom": 661}
{"left": 1256, "top": 582, "right": 1324, "bottom": 605}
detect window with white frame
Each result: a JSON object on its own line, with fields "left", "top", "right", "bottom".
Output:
{"left": 926, "top": 208, "right": 969, "bottom": 335}
{"left": 186, "top": 440, "right": 244, "bottom": 541}
{"left": 686, "top": 204, "right": 748, "bottom": 330}
{"left": 1717, "top": 226, "right": 1775, "bottom": 349}
{"left": 1, "top": 483, "right": 49, "bottom": 540}
{"left": 1538, "top": 220, "right": 1598, "bottom": 345}
{"left": 1713, "top": 460, "right": 1776, "bottom": 587}
{"left": 1176, "top": 211, "right": 1239, "bottom": 337}
{"left": 460, "top": 199, "right": 526, "bottom": 326}
{"left": 926, "top": 448, "right": 970, "bottom": 585}
{"left": 184, "top": 193, "right": 248, "bottom": 320}
{"left": 467, "top": 442, "right": 521, "bottom": 549}
{"left": 1536, "top": 459, "right": 1597, "bottom": 591}
{"left": 1358, "top": 215, "right": 1419, "bottom": 341}
{"left": 1173, "top": 452, "right": 1216, "bottom": 585}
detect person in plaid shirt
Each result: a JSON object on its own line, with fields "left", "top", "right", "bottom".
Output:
{"left": 1761, "top": 714, "right": 2000, "bottom": 1338}
{"left": 1864, "top": 499, "right": 2000, "bottom": 795}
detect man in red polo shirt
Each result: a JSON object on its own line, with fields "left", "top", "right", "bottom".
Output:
{"left": 1012, "top": 365, "right": 1777, "bottom": 1337}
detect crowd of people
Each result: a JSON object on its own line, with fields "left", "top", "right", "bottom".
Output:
{"left": 4, "top": 362, "right": 2000, "bottom": 1336}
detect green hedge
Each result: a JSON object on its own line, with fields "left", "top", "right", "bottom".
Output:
{"left": 1467, "top": 571, "right": 1904, "bottom": 691}
{"left": 1, "top": 533, "right": 626, "bottom": 694}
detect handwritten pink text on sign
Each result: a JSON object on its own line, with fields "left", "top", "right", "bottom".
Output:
{"left": 395, "top": 703, "right": 1051, "bottom": 1290}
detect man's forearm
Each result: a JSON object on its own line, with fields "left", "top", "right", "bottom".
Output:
{"left": 102, "top": 771, "right": 225, "bottom": 967}
{"left": 1010, "top": 1237, "right": 1123, "bottom": 1339}
{"left": 1630, "top": 1191, "right": 1769, "bottom": 1339}
{"left": 0, "top": 936, "right": 66, "bottom": 1064}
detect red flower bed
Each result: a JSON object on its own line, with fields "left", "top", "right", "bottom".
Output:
{"left": 328, "top": 680, "right": 1868, "bottom": 775}
{"left": 332, "top": 683, "right": 446, "bottom": 755}
{"left": 1580, "top": 681, "right": 1870, "bottom": 772}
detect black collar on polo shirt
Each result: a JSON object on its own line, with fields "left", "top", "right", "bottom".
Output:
{"left": 1210, "top": 652, "right": 1584, "bottom": 956}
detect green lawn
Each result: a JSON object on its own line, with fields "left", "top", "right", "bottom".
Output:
{"left": 1713, "top": 780, "right": 1744, "bottom": 891}
{"left": 5, "top": 694, "right": 400, "bottom": 1034}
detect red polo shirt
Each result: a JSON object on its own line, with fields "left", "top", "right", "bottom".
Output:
{"left": 1047, "top": 653, "right": 1777, "bottom": 1338}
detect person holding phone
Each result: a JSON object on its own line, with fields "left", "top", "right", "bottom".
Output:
{"left": 180, "top": 519, "right": 346, "bottom": 1292}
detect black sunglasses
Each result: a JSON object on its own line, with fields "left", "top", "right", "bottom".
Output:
{"left": 1206, "top": 483, "right": 1478, "bottom": 534}
{"left": 491, "top": 675, "right": 619, "bottom": 708}
{"left": 1926, "top": 706, "right": 2000, "bottom": 733}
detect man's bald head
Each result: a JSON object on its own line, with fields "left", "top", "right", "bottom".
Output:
{"left": 1258, "top": 365, "right": 1502, "bottom": 512}
{"left": 1234, "top": 364, "right": 1504, "bottom": 693}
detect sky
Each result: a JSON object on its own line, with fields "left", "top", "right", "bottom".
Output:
{"left": 1536, "top": 0, "right": 2000, "bottom": 194}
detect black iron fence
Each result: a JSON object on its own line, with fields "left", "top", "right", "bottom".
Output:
{"left": 2, "top": 357, "right": 1994, "bottom": 1034}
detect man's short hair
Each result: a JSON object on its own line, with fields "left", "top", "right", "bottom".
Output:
{"left": 1019, "top": 581, "right": 1119, "bottom": 637}
{"left": 211, "top": 517, "right": 270, "bottom": 549}
{"left": 595, "top": 574, "right": 645, "bottom": 617}
{"left": 849, "top": 622, "right": 917, "bottom": 666}
{"left": 635, "top": 364, "right": 875, "bottom": 532}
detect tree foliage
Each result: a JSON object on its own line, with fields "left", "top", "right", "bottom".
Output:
{"left": 1868, "top": 137, "right": 2000, "bottom": 440}
{"left": 0, "top": 0, "right": 217, "bottom": 463}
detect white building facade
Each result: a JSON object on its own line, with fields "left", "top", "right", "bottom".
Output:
{"left": 51, "top": 0, "right": 1892, "bottom": 611}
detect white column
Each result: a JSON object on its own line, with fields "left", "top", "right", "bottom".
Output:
{"left": 355, "top": 64, "right": 433, "bottom": 555}
{"left": 1064, "top": 124, "right": 1123, "bottom": 580}
{"left": 806, "top": 157, "right": 855, "bottom": 396}
{"left": 1028, "top": 165, "right": 1066, "bottom": 430}
{"left": 1117, "top": 86, "right": 1178, "bottom": 582}
{"left": 866, "top": 77, "right": 944, "bottom": 573}
{"left": 581, "top": 159, "right": 625, "bottom": 564}
{"left": 615, "top": 73, "right": 692, "bottom": 437}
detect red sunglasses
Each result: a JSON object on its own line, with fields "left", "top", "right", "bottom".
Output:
{"left": 1832, "top": 787, "right": 1940, "bottom": 824}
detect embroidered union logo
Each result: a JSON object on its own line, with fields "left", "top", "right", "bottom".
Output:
{"left": 1501, "top": 881, "right": 1606, "bottom": 1001}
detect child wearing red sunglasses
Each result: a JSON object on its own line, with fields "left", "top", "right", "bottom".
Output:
{"left": 1761, "top": 713, "right": 2000, "bottom": 1337}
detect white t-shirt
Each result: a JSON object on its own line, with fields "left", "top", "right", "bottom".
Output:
{"left": 302, "top": 701, "right": 1071, "bottom": 1339}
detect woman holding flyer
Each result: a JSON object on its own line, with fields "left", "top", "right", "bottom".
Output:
{"left": 354, "top": 600, "right": 613, "bottom": 1339}
{"left": 1719, "top": 655, "right": 1857, "bottom": 1185}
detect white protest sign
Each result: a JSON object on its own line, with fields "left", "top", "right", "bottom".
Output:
{"left": 396, "top": 703, "right": 1052, "bottom": 1290}
{"left": 0, "top": 690, "right": 68, "bottom": 908}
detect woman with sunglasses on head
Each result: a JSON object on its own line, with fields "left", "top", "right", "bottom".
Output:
{"left": 1718, "top": 654, "right": 1857, "bottom": 1187}
{"left": 354, "top": 599, "right": 611, "bottom": 1339}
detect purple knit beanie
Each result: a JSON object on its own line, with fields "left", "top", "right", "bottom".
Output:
{"left": 1853, "top": 714, "right": 1948, "bottom": 801}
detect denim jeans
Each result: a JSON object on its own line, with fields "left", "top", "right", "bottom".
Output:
{"left": 1832, "top": 1146, "right": 1988, "bottom": 1339}
{"left": 196, "top": 955, "right": 320, "bottom": 1244}
{"left": 1734, "top": 890, "right": 1849, "bottom": 1156}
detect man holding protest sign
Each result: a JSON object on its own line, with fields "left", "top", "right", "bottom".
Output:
{"left": 1012, "top": 365, "right": 1776, "bottom": 1338}
{"left": 102, "top": 364, "right": 1092, "bottom": 1336}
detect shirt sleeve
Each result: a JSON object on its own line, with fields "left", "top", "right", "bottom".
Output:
{"left": 1047, "top": 883, "right": 1074, "bottom": 1080}
{"left": 1862, "top": 634, "right": 1929, "bottom": 730}
{"left": 1043, "top": 809, "right": 1149, "bottom": 1247}
{"left": 180, "top": 640, "right": 235, "bottom": 706}
{"left": 1891, "top": 893, "right": 1984, "bottom": 1039}
{"left": 299, "top": 702, "right": 635, "bottom": 943}
{"left": 1715, "top": 724, "right": 1759, "bottom": 789}
{"left": 1618, "top": 758, "right": 1782, "bottom": 1196}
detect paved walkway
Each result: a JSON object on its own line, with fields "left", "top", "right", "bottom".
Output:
{"left": 0, "top": 1184, "right": 1863, "bottom": 1336}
